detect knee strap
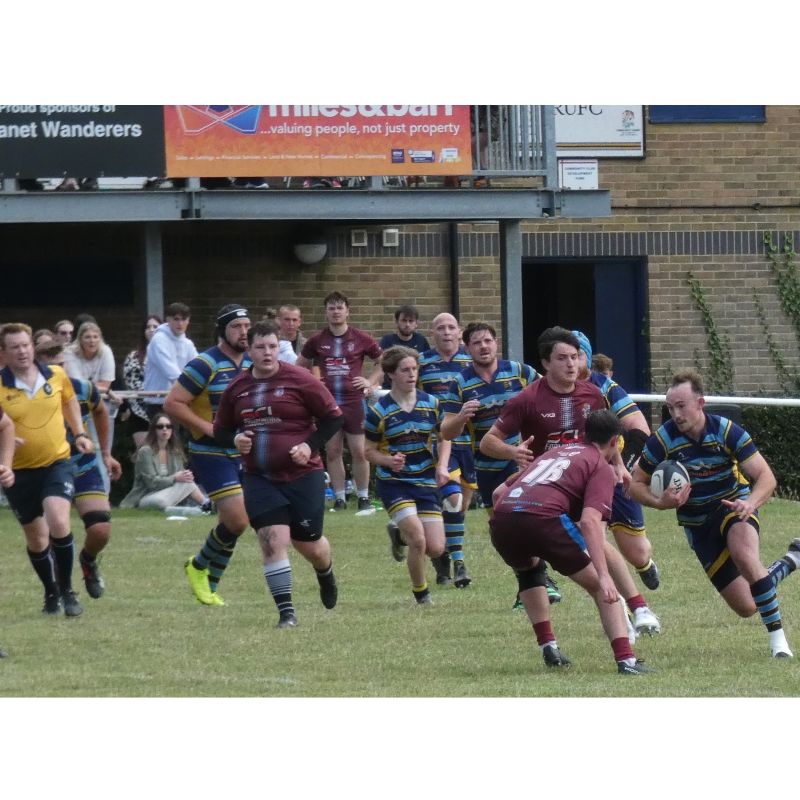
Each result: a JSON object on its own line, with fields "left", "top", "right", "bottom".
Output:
{"left": 81, "top": 510, "right": 111, "bottom": 529}
{"left": 517, "top": 560, "right": 547, "bottom": 592}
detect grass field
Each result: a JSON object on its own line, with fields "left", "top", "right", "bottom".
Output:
{"left": 1, "top": 498, "right": 800, "bottom": 697}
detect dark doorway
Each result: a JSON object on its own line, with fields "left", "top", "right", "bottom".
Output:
{"left": 521, "top": 258, "right": 649, "bottom": 393}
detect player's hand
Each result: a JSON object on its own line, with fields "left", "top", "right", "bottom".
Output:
{"left": 613, "top": 462, "right": 632, "bottom": 491}
{"left": 352, "top": 376, "right": 370, "bottom": 393}
{"left": 435, "top": 465, "right": 451, "bottom": 487}
{"left": 0, "top": 465, "right": 14, "bottom": 489}
{"left": 234, "top": 430, "right": 254, "bottom": 455}
{"left": 459, "top": 399, "right": 480, "bottom": 420}
{"left": 75, "top": 436, "right": 95, "bottom": 455}
{"left": 14, "top": 437, "right": 24, "bottom": 448}
{"left": 513, "top": 435, "right": 535, "bottom": 467}
{"left": 289, "top": 442, "right": 311, "bottom": 465}
{"left": 104, "top": 454, "right": 123, "bottom": 481}
{"left": 598, "top": 573, "right": 619, "bottom": 604}
{"left": 721, "top": 496, "right": 756, "bottom": 521}
{"left": 389, "top": 451, "right": 406, "bottom": 472}
{"left": 657, "top": 481, "right": 691, "bottom": 510}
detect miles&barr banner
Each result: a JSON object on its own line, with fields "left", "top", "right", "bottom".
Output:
{"left": 163, "top": 105, "right": 472, "bottom": 177}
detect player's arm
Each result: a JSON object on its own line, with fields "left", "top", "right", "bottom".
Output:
{"left": 479, "top": 423, "right": 535, "bottom": 467}
{"left": 62, "top": 395, "right": 94, "bottom": 454}
{"left": 291, "top": 412, "right": 344, "bottom": 465}
{"left": 0, "top": 412, "right": 15, "bottom": 488}
{"left": 627, "top": 462, "right": 691, "bottom": 510}
{"left": 164, "top": 382, "right": 213, "bottom": 439}
{"left": 295, "top": 354, "right": 314, "bottom": 371}
{"left": 579, "top": 506, "right": 618, "bottom": 604}
{"left": 439, "top": 391, "right": 482, "bottom": 441}
{"left": 90, "top": 391, "right": 122, "bottom": 480}
{"left": 722, "top": 452, "right": 776, "bottom": 520}
{"left": 364, "top": 437, "right": 406, "bottom": 472}
{"left": 435, "top": 436, "right": 452, "bottom": 487}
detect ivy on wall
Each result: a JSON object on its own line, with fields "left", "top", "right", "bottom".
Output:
{"left": 686, "top": 270, "right": 735, "bottom": 394}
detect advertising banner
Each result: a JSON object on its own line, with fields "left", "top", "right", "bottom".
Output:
{"left": 163, "top": 105, "right": 473, "bottom": 177}
{"left": 0, "top": 105, "right": 166, "bottom": 177}
{"left": 554, "top": 105, "right": 644, "bottom": 158}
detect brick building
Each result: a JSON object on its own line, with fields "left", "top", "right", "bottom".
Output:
{"left": 3, "top": 105, "right": 798, "bottom": 398}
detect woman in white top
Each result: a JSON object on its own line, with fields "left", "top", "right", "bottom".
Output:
{"left": 63, "top": 321, "right": 116, "bottom": 391}
{"left": 63, "top": 321, "right": 119, "bottom": 491}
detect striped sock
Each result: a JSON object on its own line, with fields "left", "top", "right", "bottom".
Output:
{"left": 50, "top": 533, "right": 75, "bottom": 592}
{"left": 263, "top": 559, "right": 294, "bottom": 614}
{"left": 193, "top": 525, "right": 238, "bottom": 592}
{"left": 751, "top": 575, "right": 782, "bottom": 632}
{"left": 27, "top": 546, "right": 58, "bottom": 594}
{"left": 768, "top": 557, "right": 795, "bottom": 586}
{"left": 443, "top": 509, "right": 465, "bottom": 562}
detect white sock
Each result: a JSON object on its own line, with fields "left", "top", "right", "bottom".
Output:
{"left": 770, "top": 628, "right": 793, "bottom": 655}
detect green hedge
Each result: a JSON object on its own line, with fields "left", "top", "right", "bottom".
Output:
{"left": 742, "top": 406, "right": 800, "bottom": 500}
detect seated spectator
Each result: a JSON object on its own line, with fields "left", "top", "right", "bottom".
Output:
{"left": 120, "top": 414, "right": 210, "bottom": 511}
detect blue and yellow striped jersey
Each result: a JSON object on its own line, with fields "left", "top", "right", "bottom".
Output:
{"left": 365, "top": 390, "right": 441, "bottom": 487}
{"left": 177, "top": 345, "right": 252, "bottom": 455}
{"left": 589, "top": 371, "right": 639, "bottom": 420}
{"left": 639, "top": 414, "right": 757, "bottom": 527}
{"left": 448, "top": 360, "right": 538, "bottom": 470}
{"left": 417, "top": 347, "right": 472, "bottom": 447}
{"left": 68, "top": 377, "right": 100, "bottom": 477}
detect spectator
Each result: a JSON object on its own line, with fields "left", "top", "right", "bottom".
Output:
{"left": 53, "top": 320, "right": 74, "bottom": 346}
{"left": 120, "top": 413, "right": 209, "bottom": 511}
{"left": 33, "top": 329, "right": 56, "bottom": 348}
{"left": 378, "top": 304, "right": 429, "bottom": 389}
{"left": 277, "top": 304, "right": 307, "bottom": 355}
{"left": 63, "top": 320, "right": 119, "bottom": 493}
{"left": 63, "top": 321, "right": 115, "bottom": 392}
{"left": 142, "top": 302, "right": 197, "bottom": 419}
{"left": 122, "top": 314, "right": 162, "bottom": 448}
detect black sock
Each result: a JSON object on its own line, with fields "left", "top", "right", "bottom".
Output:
{"left": 27, "top": 546, "right": 58, "bottom": 594}
{"left": 50, "top": 533, "right": 75, "bottom": 592}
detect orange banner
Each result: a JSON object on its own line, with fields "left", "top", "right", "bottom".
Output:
{"left": 164, "top": 105, "right": 472, "bottom": 177}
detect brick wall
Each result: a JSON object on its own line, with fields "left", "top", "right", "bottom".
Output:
{"left": 5, "top": 106, "right": 800, "bottom": 395}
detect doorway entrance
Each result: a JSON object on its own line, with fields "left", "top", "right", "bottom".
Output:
{"left": 521, "top": 258, "right": 649, "bottom": 393}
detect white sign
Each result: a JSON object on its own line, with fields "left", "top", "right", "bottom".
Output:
{"left": 555, "top": 105, "right": 644, "bottom": 158}
{"left": 559, "top": 159, "right": 598, "bottom": 190}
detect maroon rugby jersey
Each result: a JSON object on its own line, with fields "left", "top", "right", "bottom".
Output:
{"left": 300, "top": 326, "right": 382, "bottom": 404}
{"left": 494, "top": 378, "right": 604, "bottom": 457}
{"left": 493, "top": 443, "right": 615, "bottom": 521}
{"left": 214, "top": 363, "right": 342, "bottom": 482}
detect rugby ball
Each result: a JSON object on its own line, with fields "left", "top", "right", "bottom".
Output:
{"left": 650, "top": 459, "right": 690, "bottom": 499}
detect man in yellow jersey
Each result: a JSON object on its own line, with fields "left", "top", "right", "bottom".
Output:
{"left": 0, "top": 323, "right": 94, "bottom": 617}
{"left": 0, "top": 405, "right": 15, "bottom": 656}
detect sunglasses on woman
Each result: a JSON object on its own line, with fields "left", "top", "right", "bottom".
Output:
{"left": 155, "top": 423, "right": 173, "bottom": 430}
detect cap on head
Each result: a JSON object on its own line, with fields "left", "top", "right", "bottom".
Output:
{"left": 571, "top": 330, "right": 592, "bottom": 366}
{"left": 216, "top": 304, "right": 250, "bottom": 330}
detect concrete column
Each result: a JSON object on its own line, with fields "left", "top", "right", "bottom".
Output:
{"left": 499, "top": 219, "right": 523, "bottom": 361}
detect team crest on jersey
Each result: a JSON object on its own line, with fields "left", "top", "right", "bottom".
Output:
{"left": 582, "top": 404, "right": 592, "bottom": 418}
{"left": 274, "top": 387, "right": 285, "bottom": 397}
{"left": 43, "top": 383, "right": 53, "bottom": 395}
{"left": 347, "top": 342, "right": 355, "bottom": 352}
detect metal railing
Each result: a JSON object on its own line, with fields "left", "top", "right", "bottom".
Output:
{"left": 471, "top": 106, "right": 557, "bottom": 183}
